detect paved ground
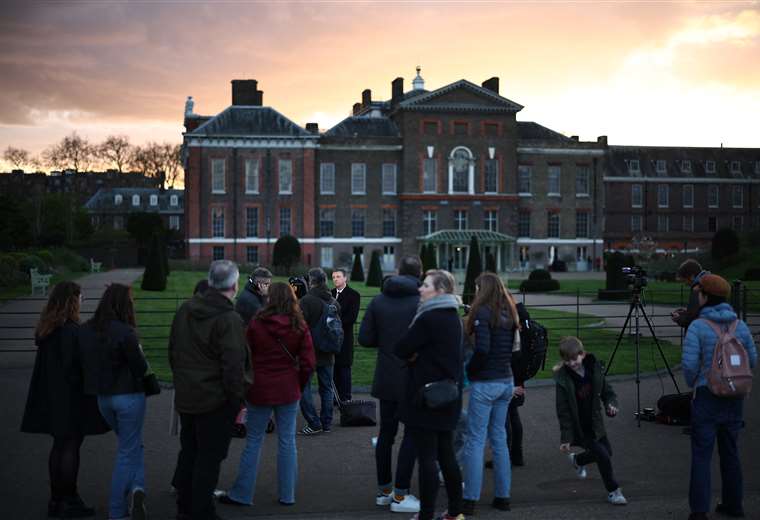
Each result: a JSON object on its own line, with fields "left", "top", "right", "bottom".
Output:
{"left": 1, "top": 269, "right": 758, "bottom": 519}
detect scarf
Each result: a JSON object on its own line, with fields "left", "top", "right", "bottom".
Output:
{"left": 409, "top": 293, "right": 461, "bottom": 328}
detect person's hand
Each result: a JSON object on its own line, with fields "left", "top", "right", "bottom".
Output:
{"left": 514, "top": 386, "right": 525, "bottom": 397}
{"left": 606, "top": 404, "right": 618, "bottom": 417}
{"left": 559, "top": 443, "right": 571, "bottom": 453}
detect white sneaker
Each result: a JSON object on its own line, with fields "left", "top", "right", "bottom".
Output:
{"left": 569, "top": 453, "right": 587, "bottom": 479}
{"left": 376, "top": 491, "right": 393, "bottom": 506}
{"left": 391, "top": 494, "right": 420, "bottom": 513}
{"left": 608, "top": 488, "right": 628, "bottom": 505}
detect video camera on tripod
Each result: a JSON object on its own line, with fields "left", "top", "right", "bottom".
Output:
{"left": 622, "top": 265, "right": 648, "bottom": 291}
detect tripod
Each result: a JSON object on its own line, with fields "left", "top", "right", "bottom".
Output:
{"left": 604, "top": 287, "right": 681, "bottom": 427}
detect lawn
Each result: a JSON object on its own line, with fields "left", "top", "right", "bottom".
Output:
{"left": 132, "top": 270, "right": 683, "bottom": 385}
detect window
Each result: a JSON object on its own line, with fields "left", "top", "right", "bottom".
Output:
{"left": 351, "top": 208, "right": 365, "bottom": 237}
{"left": 547, "top": 212, "right": 560, "bottom": 238}
{"left": 518, "top": 212, "right": 531, "bottom": 237}
{"left": 423, "top": 121, "right": 438, "bottom": 135}
{"left": 382, "top": 208, "right": 396, "bottom": 237}
{"left": 212, "top": 208, "right": 224, "bottom": 238}
{"left": 628, "top": 159, "right": 640, "bottom": 175}
{"left": 451, "top": 148, "right": 470, "bottom": 193}
{"left": 657, "top": 215, "right": 669, "bottom": 232}
{"left": 708, "top": 216, "right": 717, "bottom": 232}
{"left": 631, "top": 184, "right": 643, "bottom": 208}
{"left": 90, "top": 215, "right": 100, "bottom": 228}
{"left": 454, "top": 210, "right": 468, "bottom": 230}
{"left": 211, "top": 159, "right": 225, "bottom": 193}
{"left": 453, "top": 122, "right": 468, "bottom": 135}
{"left": 351, "top": 163, "right": 366, "bottom": 195}
{"left": 149, "top": 194, "right": 158, "bottom": 206}
{"left": 657, "top": 184, "right": 669, "bottom": 207}
{"left": 683, "top": 215, "right": 694, "bottom": 232}
{"left": 423, "top": 210, "right": 437, "bottom": 235}
{"left": 484, "top": 159, "right": 498, "bottom": 193}
{"left": 213, "top": 246, "right": 225, "bottom": 261}
{"left": 169, "top": 215, "right": 180, "bottom": 230}
{"left": 132, "top": 194, "right": 140, "bottom": 206}
{"left": 383, "top": 246, "right": 396, "bottom": 271}
{"left": 732, "top": 185, "right": 743, "bottom": 208}
{"left": 245, "top": 207, "right": 258, "bottom": 237}
{"left": 382, "top": 164, "right": 397, "bottom": 195}
{"left": 484, "top": 123, "right": 499, "bottom": 137}
{"left": 631, "top": 215, "right": 642, "bottom": 233}
{"left": 518, "top": 165, "right": 531, "bottom": 194}
{"left": 279, "top": 207, "right": 291, "bottom": 235}
{"left": 246, "top": 246, "right": 258, "bottom": 265}
{"left": 682, "top": 184, "right": 694, "bottom": 208}
{"left": 278, "top": 159, "right": 293, "bottom": 194}
{"left": 681, "top": 160, "right": 691, "bottom": 173}
{"left": 113, "top": 215, "right": 124, "bottom": 230}
{"left": 245, "top": 160, "right": 259, "bottom": 194}
{"left": 320, "top": 163, "right": 335, "bottom": 194}
{"left": 423, "top": 158, "right": 437, "bottom": 192}
{"left": 170, "top": 194, "right": 178, "bottom": 207}
{"left": 733, "top": 216, "right": 743, "bottom": 231}
{"left": 319, "top": 208, "right": 334, "bottom": 237}
{"left": 114, "top": 194, "right": 122, "bottom": 205}
{"left": 547, "top": 166, "right": 561, "bottom": 196}
{"left": 576, "top": 166, "right": 590, "bottom": 196}
{"left": 656, "top": 160, "right": 667, "bottom": 175}
{"left": 731, "top": 161, "right": 742, "bottom": 175}
{"left": 708, "top": 184, "right": 719, "bottom": 207}
{"left": 705, "top": 160, "right": 716, "bottom": 174}
{"left": 484, "top": 210, "right": 498, "bottom": 232}
{"left": 576, "top": 212, "right": 589, "bottom": 238}
{"left": 320, "top": 247, "right": 333, "bottom": 268}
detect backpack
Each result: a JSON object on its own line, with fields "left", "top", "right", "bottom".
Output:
{"left": 311, "top": 299, "right": 344, "bottom": 354}
{"left": 700, "top": 319, "right": 753, "bottom": 398}
{"left": 514, "top": 319, "right": 548, "bottom": 381}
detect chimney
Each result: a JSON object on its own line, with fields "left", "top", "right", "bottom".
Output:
{"left": 362, "top": 89, "right": 372, "bottom": 107}
{"left": 391, "top": 77, "right": 404, "bottom": 105}
{"left": 352, "top": 102, "right": 362, "bottom": 116}
{"left": 231, "top": 79, "right": 263, "bottom": 106}
{"left": 597, "top": 135, "right": 608, "bottom": 146}
{"left": 305, "top": 123, "right": 319, "bottom": 134}
{"left": 482, "top": 77, "right": 499, "bottom": 94}
{"left": 571, "top": 135, "right": 579, "bottom": 141}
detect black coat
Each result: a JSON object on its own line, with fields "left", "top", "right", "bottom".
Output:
{"left": 235, "top": 282, "right": 265, "bottom": 327}
{"left": 358, "top": 275, "right": 420, "bottom": 402}
{"left": 78, "top": 320, "right": 148, "bottom": 396}
{"left": 300, "top": 286, "right": 340, "bottom": 367}
{"left": 21, "top": 321, "right": 110, "bottom": 437}
{"left": 331, "top": 285, "right": 360, "bottom": 367}
{"left": 394, "top": 307, "right": 463, "bottom": 431}
{"left": 466, "top": 305, "right": 514, "bottom": 382}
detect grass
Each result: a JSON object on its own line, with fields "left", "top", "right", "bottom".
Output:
{"left": 0, "top": 269, "right": 87, "bottom": 304}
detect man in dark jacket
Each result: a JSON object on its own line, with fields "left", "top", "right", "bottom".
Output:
{"left": 671, "top": 259, "right": 710, "bottom": 329}
{"left": 331, "top": 267, "right": 360, "bottom": 402}
{"left": 298, "top": 268, "right": 341, "bottom": 435}
{"left": 234, "top": 267, "right": 272, "bottom": 326}
{"left": 169, "top": 260, "right": 251, "bottom": 520}
{"left": 358, "top": 255, "right": 421, "bottom": 512}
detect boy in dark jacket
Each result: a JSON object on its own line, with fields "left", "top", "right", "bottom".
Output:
{"left": 671, "top": 259, "right": 710, "bottom": 329}
{"left": 554, "top": 336, "right": 627, "bottom": 506}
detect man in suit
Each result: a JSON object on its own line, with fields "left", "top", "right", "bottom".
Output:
{"left": 331, "top": 267, "right": 360, "bottom": 402}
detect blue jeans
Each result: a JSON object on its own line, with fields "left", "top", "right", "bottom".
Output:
{"left": 97, "top": 393, "right": 146, "bottom": 519}
{"left": 690, "top": 387, "right": 745, "bottom": 514}
{"left": 462, "top": 379, "right": 513, "bottom": 501}
{"left": 299, "top": 365, "right": 334, "bottom": 430}
{"left": 227, "top": 401, "right": 299, "bottom": 505}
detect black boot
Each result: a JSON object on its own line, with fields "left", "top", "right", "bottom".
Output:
{"left": 48, "top": 498, "right": 62, "bottom": 517}
{"left": 461, "top": 499, "right": 477, "bottom": 516}
{"left": 58, "top": 496, "right": 95, "bottom": 518}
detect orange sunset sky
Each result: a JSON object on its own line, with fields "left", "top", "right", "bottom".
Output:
{"left": 1, "top": 1, "right": 759, "bottom": 170}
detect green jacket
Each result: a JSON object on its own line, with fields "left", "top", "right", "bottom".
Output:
{"left": 554, "top": 354, "right": 617, "bottom": 445}
{"left": 169, "top": 288, "right": 251, "bottom": 414}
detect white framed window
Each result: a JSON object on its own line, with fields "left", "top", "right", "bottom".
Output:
{"left": 454, "top": 209, "right": 468, "bottom": 230}
{"left": 628, "top": 159, "right": 640, "bottom": 175}
{"left": 351, "top": 163, "right": 366, "bottom": 195}
{"left": 245, "top": 159, "right": 259, "bottom": 194}
{"left": 708, "top": 184, "right": 719, "bottom": 208}
{"left": 576, "top": 166, "right": 590, "bottom": 196}
{"left": 382, "top": 208, "right": 396, "bottom": 237}
{"left": 705, "top": 160, "right": 716, "bottom": 174}
{"left": 656, "top": 160, "right": 667, "bottom": 175}
{"left": 149, "top": 194, "right": 158, "bottom": 206}
{"left": 279, "top": 207, "right": 291, "bottom": 235}
{"left": 682, "top": 184, "right": 694, "bottom": 208}
{"left": 114, "top": 194, "right": 123, "bottom": 205}
{"left": 576, "top": 212, "right": 589, "bottom": 238}
{"left": 169, "top": 215, "right": 180, "bottom": 230}
{"left": 211, "top": 208, "right": 224, "bottom": 238}
{"left": 657, "top": 215, "right": 669, "bottom": 232}
{"left": 681, "top": 160, "right": 692, "bottom": 173}
{"left": 631, "top": 184, "right": 643, "bottom": 208}
{"left": 382, "top": 163, "right": 397, "bottom": 195}
{"left": 547, "top": 166, "right": 561, "bottom": 196}
{"left": 733, "top": 215, "right": 743, "bottom": 230}
{"left": 450, "top": 147, "right": 473, "bottom": 194}
{"left": 518, "top": 165, "right": 531, "bottom": 195}
{"left": 631, "top": 215, "right": 642, "bottom": 233}
{"left": 320, "top": 163, "right": 335, "bottom": 195}
{"left": 423, "top": 210, "right": 437, "bottom": 235}
{"left": 113, "top": 215, "right": 124, "bottom": 230}
{"left": 683, "top": 215, "right": 694, "bottom": 232}
{"left": 423, "top": 158, "right": 437, "bottom": 193}
{"left": 547, "top": 212, "right": 560, "bottom": 238}
{"left": 278, "top": 159, "right": 293, "bottom": 194}
{"left": 245, "top": 207, "right": 258, "bottom": 237}
{"left": 170, "top": 194, "right": 178, "bottom": 207}
{"left": 246, "top": 246, "right": 259, "bottom": 265}
{"left": 732, "top": 185, "right": 743, "bottom": 208}
{"left": 484, "top": 159, "right": 498, "bottom": 193}
{"left": 132, "top": 194, "right": 140, "bottom": 206}
{"left": 657, "top": 184, "right": 669, "bottom": 208}
{"left": 351, "top": 208, "right": 365, "bottom": 237}
{"left": 212, "top": 246, "right": 225, "bottom": 261}
{"left": 484, "top": 210, "right": 498, "bottom": 232}
{"left": 320, "top": 247, "right": 334, "bottom": 269}
{"left": 319, "top": 208, "right": 335, "bottom": 237}
{"left": 731, "top": 161, "right": 742, "bottom": 175}
{"left": 211, "top": 159, "right": 225, "bottom": 193}
{"left": 382, "top": 246, "right": 396, "bottom": 272}
{"left": 518, "top": 212, "right": 530, "bottom": 237}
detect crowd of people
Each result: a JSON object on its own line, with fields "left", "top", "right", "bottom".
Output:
{"left": 20, "top": 255, "right": 757, "bottom": 520}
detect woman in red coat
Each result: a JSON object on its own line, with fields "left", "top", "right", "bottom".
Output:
{"left": 221, "top": 282, "right": 316, "bottom": 507}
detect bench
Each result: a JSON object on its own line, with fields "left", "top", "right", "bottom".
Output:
{"left": 30, "top": 268, "right": 52, "bottom": 296}
{"left": 90, "top": 258, "right": 102, "bottom": 273}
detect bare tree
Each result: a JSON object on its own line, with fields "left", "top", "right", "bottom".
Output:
{"left": 131, "top": 142, "right": 182, "bottom": 187}
{"left": 3, "top": 146, "right": 35, "bottom": 171}
{"left": 162, "top": 143, "right": 183, "bottom": 188}
{"left": 42, "top": 132, "right": 94, "bottom": 172}
{"left": 97, "top": 135, "right": 133, "bottom": 173}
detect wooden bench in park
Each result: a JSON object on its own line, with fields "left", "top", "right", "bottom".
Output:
{"left": 90, "top": 258, "right": 102, "bottom": 273}
{"left": 30, "top": 268, "right": 52, "bottom": 296}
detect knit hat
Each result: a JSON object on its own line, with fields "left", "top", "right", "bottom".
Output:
{"left": 698, "top": 274, "right": 731, "bottom": 299}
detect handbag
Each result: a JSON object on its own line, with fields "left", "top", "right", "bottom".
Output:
{"left": 330, "top": 381, "right": 377, "bottom": 427}
{"left": 417, "top": 379, "right": 459, "bottom": 410}
{"left": 143, "top": 373, "right": 161, "bottom": 397}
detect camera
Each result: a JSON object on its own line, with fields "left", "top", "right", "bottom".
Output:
{"left": 633, "top": 407, "right": 656, "bottom": 422}
{"left": 288, "top": 276, "right": 308, "bottom": 299}
{"left": 622, "top": 265, "right": 648, "bottom": 290}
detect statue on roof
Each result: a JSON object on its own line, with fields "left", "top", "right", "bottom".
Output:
{"left": 412, "top": 66, "right": 425, "bottom": 91}
{"left": 185, "top": 96, "right": 195, "bottom": 117}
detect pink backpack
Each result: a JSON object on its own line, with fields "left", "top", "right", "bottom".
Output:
{"left": 700, "top": 319, "right": 753, "bottom": 398}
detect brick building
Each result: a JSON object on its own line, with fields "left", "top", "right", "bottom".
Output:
{"left": 84, "top": 187, "right": 184, "bottom": 233}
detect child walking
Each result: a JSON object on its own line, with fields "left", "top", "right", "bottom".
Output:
{"left": 554, "top": 336, "right": 627, "bottom": 506}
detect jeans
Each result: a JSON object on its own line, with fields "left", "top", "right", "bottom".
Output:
{"left": 376, "top": 400, "right": 416, "bottom": 494}
{"left": 576, "top": 436, "right": 618, "bottom": 492}
{"left": 97, "top": 393, "right": 146, "bottom": 519}
{"left": 228, "top": 401, "right": 299, "bottom": 505}
{"left": 462, "top": 379, "right": 513, "bottom": 501}
{"left": 690, "top": 387, "right": 745, "bottom": 514}
{"left": 333, "top": 365, "right": 352, "bottom": 402}
{"left": 409, "top": 428, "right": 462, "bottom": 520}
{"left": 175, "top": 401, "right": 238, "bottom": 520}
{"left": 299, "top": 365, "right": 334, "bottom": 430}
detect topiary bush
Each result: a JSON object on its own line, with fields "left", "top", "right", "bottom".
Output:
{"left": 272, "top": 235, "right": 302, "bottom": 276}
{"left": 528, "top": 268, "right": 552, "bottom": 281}
{"left": 350, "top": 252, "right": 365, "bottom": 282}
{"left": 463, "top": 236, "right": 483, "bottom": 304}
{"left": 550, "top": 259, "right": 567, "bottom": 272}
{"left": 19, "top": 254, "right": 47, "bottom": 274}
{"left": 519, "top": 278, "right": 560, "bottom": 292}
{"left": 141, "top": 233, "right": 167, "bottom": 291}
{"left": 366, "top": 250, "right": 384, "bottom": 287}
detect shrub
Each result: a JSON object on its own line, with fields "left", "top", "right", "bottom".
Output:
{"left": 350, "top": 252, "right": 365, "bottom": 282}
{"left": 272, "top": 235, "right": 301, "bottom": 276}
{"left": 141, "top": 233, "right": 167, "bottom": 291}
{"left": 34, "top": 250, "right": 54, "bottom": 268}
{"left": 519, "top": 278, "right": 560, "bottom": 292}
{"left": 366, "top": 250, "right": 384, "bottom": 287}
{"left": 463, "top": 236, "right": 483, "bottom": 304}
{"left": 0, "top": 262, "right": 27, "bottom": 288}
{"left": 528, "top": 268, "right": 552, "bottom": 281}
{"left": 50, "top": 248, "right": 89, "bottom": 272}
{"left": 19, "top": 254, "right": 47, "bottom": 274}
{"left": 744, "top": 267, "right": 760, "bottom": 281}
{"left": 550, "top": 259, "right": 567, "bottom": 272}
{"left": 712, "top": 228, "right": 740, "bottom": 262}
